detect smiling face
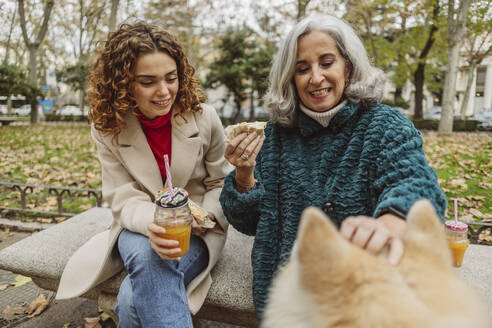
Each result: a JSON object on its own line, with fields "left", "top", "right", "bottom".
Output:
{"left": 294, "top": 30, "right": 350, "bottom": 112}
{"left": 132, "top": 51, "right": 179, "bottom": 119}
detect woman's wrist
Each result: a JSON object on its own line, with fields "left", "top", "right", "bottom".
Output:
{"left": 234, "top": 177, "right": 257, "bottom": 193}
{"left": 377, "top": 213, "right": 406, "bottom": 238}
{"left": 235, "top": 168, "right": 255, "bottom": 188}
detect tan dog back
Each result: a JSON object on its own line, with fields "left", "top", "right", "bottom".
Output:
{"left": 263, "top": 200, "right": 489, "bottom": 328}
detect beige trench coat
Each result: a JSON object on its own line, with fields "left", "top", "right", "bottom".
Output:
{"left": 56, "top": 104, "right": 232, "bottom": 314}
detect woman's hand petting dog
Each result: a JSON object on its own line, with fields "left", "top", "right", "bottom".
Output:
{"left": 340, "top": 214, "right": 406, "bottom": 265}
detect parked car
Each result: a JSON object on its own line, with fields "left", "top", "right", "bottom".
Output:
{"left": 58, "top": 105, "right": 86, "bottom": 116}
{"left": 14, "top": 104, "right": 32, "bottom": 116}
{"left": 471, "top": 109, "right": 492, "bottom": 131}
{"left": 423, "top": 107, "right": 442, "bottom": 120}
{"left": 477, "top": 121, "right": 492, "bottom": 131}
{"left": 423, "top": 106, "right": 462, "bottom": 120}
{"left": 471, "top": 109, "right": 492, "bottom": 123}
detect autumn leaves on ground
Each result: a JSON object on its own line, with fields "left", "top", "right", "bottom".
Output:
{"left": 0, "top": 124, "right": 491, "bottom": 239}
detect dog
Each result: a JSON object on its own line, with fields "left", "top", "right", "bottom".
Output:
{"left": 263, "top": 200, "right": 489, "bottom": 328}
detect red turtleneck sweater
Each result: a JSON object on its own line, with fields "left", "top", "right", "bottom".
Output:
{"left": 135, "top": 108, "right": 173, "bottom": 183}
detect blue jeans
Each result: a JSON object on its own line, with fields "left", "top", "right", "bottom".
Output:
{"left": 115, "top": 229, "right": 209, "bottom": 328}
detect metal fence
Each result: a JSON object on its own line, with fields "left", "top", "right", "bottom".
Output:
{"left": 0, "top": 181, "right": 102, "bottom": 217}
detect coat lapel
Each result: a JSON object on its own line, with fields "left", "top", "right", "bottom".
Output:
{"left": 169, "top": 112, "right": 201, "bottom": 189}
{"left": 117, "top": 111, "right": 202, "bottom": 195}
{"left": 118, "top": 113, "right": 163, "bottom": 195}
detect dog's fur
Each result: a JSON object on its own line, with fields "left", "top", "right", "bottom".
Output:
{"left": 263, "top": 200, "right": 489, "bottom": 328}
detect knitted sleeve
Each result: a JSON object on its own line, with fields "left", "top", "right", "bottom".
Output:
{"left": 371, "top": 108, "right": 447, "bottom": 219}
{"left": 219, "top": 165, "right": 264, "bottom": 236}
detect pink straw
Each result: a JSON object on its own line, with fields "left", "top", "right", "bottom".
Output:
{"left": 454, "top": 199, "right": 458, "bottom": 224}
{"left": 164, "top": 154, "right": 174, "bottom": 197}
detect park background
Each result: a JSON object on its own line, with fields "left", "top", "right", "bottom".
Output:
{"left": 0, "top": 0, "right": 491, "bottom": 327}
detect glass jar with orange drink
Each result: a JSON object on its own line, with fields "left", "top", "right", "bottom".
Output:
{"left": 154, "top": 187, "right": 193, "bottom": 259}
{"left": 444, "top": 220, "right": 469, "bottom": 267}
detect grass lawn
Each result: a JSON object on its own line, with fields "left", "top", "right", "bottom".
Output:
{"left": 0, "top": 125, "right": 491, "bottom": 235}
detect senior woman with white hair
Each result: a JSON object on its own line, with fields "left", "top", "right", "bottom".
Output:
{"left": 220, "top": 14, "right": 446, "bottom": 319}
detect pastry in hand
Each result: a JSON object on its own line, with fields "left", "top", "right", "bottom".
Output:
{"left": 224, "top": 121, "right": 267, "bottom": 142}
{"left": 188, "top": 199, "right": 216, "bottom": 229}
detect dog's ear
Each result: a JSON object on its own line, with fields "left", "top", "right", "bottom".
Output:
{"left": 297, "top": 207, "right": 350, "bottom": 271}
{"left": 403, "top": 199, "right": 451, "bottom": 266}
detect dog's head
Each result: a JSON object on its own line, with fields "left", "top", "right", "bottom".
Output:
{"left": 263, "top": 200, "right": 489, "bottom": 328}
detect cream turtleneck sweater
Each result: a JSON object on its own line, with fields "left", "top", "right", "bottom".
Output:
{"left": 299, "top": 100, "right": 348, "bottom": 127}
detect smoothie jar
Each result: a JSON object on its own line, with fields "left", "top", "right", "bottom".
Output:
{"left": 444, "top": 220, "right": 469, "bottom": 267}
{"left": 154, "top": 187, "right": 193, "bottom": 259}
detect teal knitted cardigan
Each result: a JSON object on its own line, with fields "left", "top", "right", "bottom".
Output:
{"left": 219, "top": 103, "right": 447, "bottom": 319}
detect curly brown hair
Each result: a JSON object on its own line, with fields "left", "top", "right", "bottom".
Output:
{"left": 88, "top": 22, "right": 206, "bottom": 139}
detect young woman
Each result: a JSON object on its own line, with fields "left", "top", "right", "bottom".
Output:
{"left": 57, "top": 22, "right": 231, "bottom": 328}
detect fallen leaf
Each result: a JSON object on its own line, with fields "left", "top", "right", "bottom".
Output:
{"left": 448, "top": 179, "right": 466, "bottom": 188}
{"left": 64, "top": 323, "right": 71, "bottom": 328}
{"left": 466, "top": 195, "right": 486, "bottom": 201}
{"left": 11, "top": 275, "right": 32, "bottom": 287}
{"left": 469, "top": 208, "right": 486, "bottom": 219}
{"left": 99, "top": 311, "right": 112, "bottom": 322}
{"left": 0, "top": 284, "right": 8, "bottom": 291}
{"left": 460, "top": 214, "right": 474, "bottom": 223}
{"left": 36, "top": 218, "right": 53, "bottom": 224}
{"left": 2, "top": 305, "right": 11, "bottom": 315}
{"left": 84, "top": 316, "right": 102, "bottom": 328}
{"left": 25, "top": 294, "right": 49, "bottom": 318}
{"left": 2, "top": 304, "right": 27, "bottom": 320}
{"left": 46, "top": 197, "right": 58, "bottom": 206}
{"left": 478, "top": 182, "right": 492, "bottom": 189}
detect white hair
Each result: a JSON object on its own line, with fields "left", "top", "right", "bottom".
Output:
{"left": 264, "top": 13, "right": 386, "bottom": 127}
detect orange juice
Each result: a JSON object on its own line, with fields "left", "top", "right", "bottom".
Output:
{"left": 444, "top": 220, "right": 469, "bottom": 268}
{"left": 154, "top": 187, "right": 193, "bottom": 259}
{"left": 159, "top": 222, "right": 192, "bottom": 258}
{"left": 447, "top": 239, "right": 469, "bottom": 267}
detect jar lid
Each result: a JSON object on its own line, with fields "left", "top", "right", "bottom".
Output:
{"left": 444, "top": 220, "right": 468, "bottom": 232}
{"left": 155, "top": 187, "right": 188, "bottom": 208}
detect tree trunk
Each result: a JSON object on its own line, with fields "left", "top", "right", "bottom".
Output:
{"left": 460, "top": 63, "right": 476, "bottom": 119}
{"left": 439, "top": 42, "right": 461, "bottom": 133}
{"left": 109, "top": 0, "right": 119, "bottom": 31}
{"left": 297, "top": 0, "right": 310, "bottom": 21}
{"left": 411, "top": 0, "right": 439, "bottom": 120}
{"left": 249, "top": 86, "right": 255, "bottom": 122}
{"left": 394, "top": 87, "right": 402, "bottom": 103}
{"left": 232, "top": 98, "right": 242, "bottom": 124}
{"left": 7, "top": 95, "right": 12, "bottom": 114}
{"left": 28, "top": 46, "right": 38, "bottom": 124}
{"left": 18, "top": 0, "right": 54, "bottom": 124}
{"left": 413, "top": 63, "right": 425, "bottom": 119}
{"left": 79, "top": 88, "right": 86, "bottom": 117}
{"left": 439, "top": 0, "right": 472, "bottom": 134}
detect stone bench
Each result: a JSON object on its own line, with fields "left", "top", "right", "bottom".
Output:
{"left": 0, "top": 208, "right": 491, "bottom": 327}
{"left": 0, "top": 117, "right": 16, "bottom": 126}
{"left": 0, "top": 208, "right": 258, "bottom": 327}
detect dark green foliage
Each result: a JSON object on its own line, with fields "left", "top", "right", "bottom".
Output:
{"left": 412, "top": 119, "right": 480, "bottom": 131}
{"left": 0, "top": 63, "right": 40, "bottom": 101}
{"left": 59, "top": 61, "right": 89, "bottom": 93}
{"left": 205, "top": 28, "right": 274, "bottom": 123}
{"left": 45, "top": 114, "right": 89, "bottom": 122}
{"left": 381, "top": 98, "right": 410, "bottom": 109}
